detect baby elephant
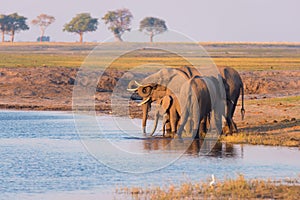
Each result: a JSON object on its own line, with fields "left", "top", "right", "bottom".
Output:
{"left": 150, "top": 94, "right": 181, "bottom": 137}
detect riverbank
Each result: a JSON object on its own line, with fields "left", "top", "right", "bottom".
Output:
{"left": 0, "top": 66, "right": 299, "bottom": 147}
{"left": 119, "top": 175, "right": 300, "bottom": 199}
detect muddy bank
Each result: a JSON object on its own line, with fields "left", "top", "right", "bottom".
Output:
{"left": 0, "top": 67, "right": 299, "bottom": 110}
{"left": 241, "top": 70, "right": 300, "bottom": 98}
{"left": 0, "top": 67, "right": 299, "bottom": 117}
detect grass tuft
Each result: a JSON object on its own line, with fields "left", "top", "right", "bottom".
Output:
{"left": 118, "top": 175, "right": 300, "bottom": 199}
{"left": 221, "top": 131, "right": 300, "bottom": 147}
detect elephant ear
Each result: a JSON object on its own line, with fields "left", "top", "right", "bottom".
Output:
{"left": 161, "top": 95, "right": 172, "bottom": 112}
{"left": 137, "top": 84, "right": 154, "bottom": 97}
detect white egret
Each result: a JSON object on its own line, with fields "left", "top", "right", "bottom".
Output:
{"left": 210, "top": 174, "right": 216, "bottom": 187}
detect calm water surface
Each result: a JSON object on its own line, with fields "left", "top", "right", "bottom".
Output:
{"left": 0, "top": 110, "right": 299, "bottom": 199}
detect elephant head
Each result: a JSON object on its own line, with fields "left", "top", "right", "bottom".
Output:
{"left": 127, "top": 67, "right": 192, "bottom": 135}
{"left": 127, "top": 81, "right": 168, "bottom": 135}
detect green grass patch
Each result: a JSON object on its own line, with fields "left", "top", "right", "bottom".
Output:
{"left": 1, "top": 42, "right": 300, "bottom": 70}
{"left": 247, "top": 96, "right": 300, "bottom": 106}
{"left": 0, "top": 53, "right": 86, "bottom": 68}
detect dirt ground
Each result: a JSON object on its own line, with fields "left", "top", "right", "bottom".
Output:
{"left": 0, "top": 67, "right": 299, "bottom": 145}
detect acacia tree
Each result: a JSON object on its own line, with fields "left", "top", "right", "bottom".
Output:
{"left": 139, "top": 17, "right": 167, "bottom": 42}
{"left": 32, "top": 14, "right": 55, "bottom": 42}
{"left": 102, "top": 8, "right": 133, "bottom": 42}
{"left": 63, "top": 13, "right": 98, "bottom": 43}
{"left": 0, "top": 15, "right": 8, "bottom": 42}
{"left": 6, "top": 13, "right": 29, "bottom": 42}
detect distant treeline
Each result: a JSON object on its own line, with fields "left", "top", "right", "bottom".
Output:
{"left": 0, "top": 8, "right": 167, "bottom": 43}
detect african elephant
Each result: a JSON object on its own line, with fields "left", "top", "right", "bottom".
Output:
{"left": 218, "top": 67, "right": 245, "bottom": 134}
{"left": 178, "top": 65, "right": 245, "bottom": 134}
{"left": 150, "top": 94, "right": 181, "bottom": 137}
{"left": 127, "top": 65, "right": 244, "bottom": 136}
{"left": 202, "top": 75, "right": 226, "bottom": 135}
{"left": 127, "top": 67, "right": 194, "bottom": 135}
{"left": 177, "top": 75, "right": 212, "bottom": 139}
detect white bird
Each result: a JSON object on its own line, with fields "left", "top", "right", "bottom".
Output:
{"left": 210, "top": 174, "right": 216, "bottom": 187}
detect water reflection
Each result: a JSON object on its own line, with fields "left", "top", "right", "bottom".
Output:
{"left": 143, "top": 138, "right": 240, "bottom": 158}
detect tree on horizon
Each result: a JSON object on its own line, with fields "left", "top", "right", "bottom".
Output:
{"left": 139, "top": 17, "right": 167, "bottom": 42}
{"left": 5, "top": 13, "right": 29, "bottom": 42}
{"left": 32, "top": 14, "right": 55, "bottom": 42}
{"left": 0, "top": 14, "right": 9, "bottom": 42}
{"left": 102, "top": 8, "right": 133, "bottom": 42}
{"left": 63, "top": 13, "right": 98, "bottom": 43}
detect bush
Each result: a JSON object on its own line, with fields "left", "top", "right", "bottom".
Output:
{"left": 36, "top": 36, "right": 50, "bottom": 42}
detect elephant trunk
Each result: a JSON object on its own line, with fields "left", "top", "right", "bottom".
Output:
{"left": 141, "top": 103, "right": 150, "bottom": 135}
{"left": 150, "top": 110, "right": 160, "bottom": 136}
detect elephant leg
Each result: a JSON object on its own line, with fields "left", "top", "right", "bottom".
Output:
{"left": 191, "top": 117, "right": 200, "bottom": 139}
{"left": 223, "top": 101, "right": 234, "bottom": 135}
{"left": 223, "top": 117, "right": 233, "bottom": 135}
{"left": 231, "top": 121, "right": 238, "bottom": 133}
{"left": 206, "top": 113, "right": 211, "bottom": 132}
{"left": 230, "top": 105, "right": 238, "bottom": 133}
{"left": 199, "top": 114, "right": 208, "bottom": 132}
{"left": 169, "top": 111, "right": 177, "bottom": 133}
{"left": 177, "top": 110, "right": 189, "bottom": 139}
{"left": 192, "top": 110, "right": 201, "bottom": 139}
{"left": 193, "top": 129, "right": 199, "bottom": 139}
{"left": 229, "top": 95, "right": 240, "bottom": 133}
{"left": 213, "top": 110, "right": 223, "bottom": 135}
{"left": 165, "top": 121, "right": 171, "bottom": 134}
{"left": 199, "top": 119, "right": 207, "bottom": 135}
{"left": 162, "top": 114, "right": 169, "bottom": 137}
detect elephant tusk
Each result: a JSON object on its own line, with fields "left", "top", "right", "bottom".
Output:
{"left": 134, "top": 81, "right": 143, "bottom": 87}
{"left": 138, "top": 97, "right": 150, "bottom": 106}
{"left": 127, "top": 88, "right": 138, "bottom": 92}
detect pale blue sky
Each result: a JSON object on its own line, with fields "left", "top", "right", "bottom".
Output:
{"left": 1, "top": 0, "right": 299, "bottom": 42}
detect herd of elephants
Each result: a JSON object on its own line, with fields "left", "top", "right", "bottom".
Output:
{"left": 127, "top": 65, "right": 245, "bottom": 139}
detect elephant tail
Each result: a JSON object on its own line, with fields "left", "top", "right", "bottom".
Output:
{"left": 240, "top": 83, "right": 245, "bottom": 120}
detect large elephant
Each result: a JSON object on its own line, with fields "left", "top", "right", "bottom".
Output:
{"left": 127, "top": 65, "right": 244, "bottom": 136}
{"left": 149, "top": 79, "right": 223, "bottom": 138}
{"left": 127, "top": 67, "right": 195, "bottom": 135}
{"left": 174, "top": 65, "right": 245, "bottom": 134}
{"left": 218, "top": 67, "right": 245, "bottom": 134}
{"left": 150, "top": 94, "right": 181, "bottom": 137}
{"left": 177, "top": 75, "right": 212, "bottom": 139}
{"left": 178, "top": 65, "right": 245, "bottom": 134}
{"left": 202, "top": 75, "right": 226, "bottom": 135}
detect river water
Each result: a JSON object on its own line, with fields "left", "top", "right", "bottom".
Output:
{"left": 0, "top": 110, "right": 299, "bottom": 199}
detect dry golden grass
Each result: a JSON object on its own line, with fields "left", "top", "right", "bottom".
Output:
{"left": 213, "top": 57, "right": 300, "bottom": 70}
{"left": 0, "top": 42, "right": 300, "bottom": 70}
{"left": 118, "top": 175, "right": 300, "bottom": 199}
{"left": 0, "top": 41, "right": 97, "bottom": 46}
{"left": 224, "top": 96, "right": 300, "bottom": 147}
{"left": 221, "top": 132, "right": 299, "bottom": 147}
